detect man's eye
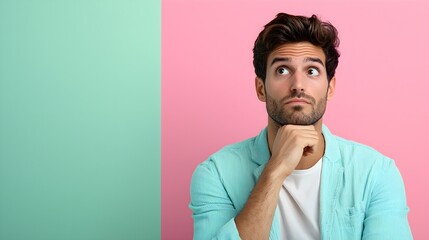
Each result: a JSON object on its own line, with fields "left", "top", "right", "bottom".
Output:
{"left": 308, "top": 67, "right": 320, "bottom": 76}
{"left": 277, "top": 67, "right": 290, "bottom": 75}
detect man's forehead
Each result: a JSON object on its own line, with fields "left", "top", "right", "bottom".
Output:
{"left": 268, "top": 42, "right": 326, "bottom": 63}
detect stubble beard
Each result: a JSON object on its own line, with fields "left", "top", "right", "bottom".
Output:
{"left": 266, "top": 92, "right": 327, "bottom": 126}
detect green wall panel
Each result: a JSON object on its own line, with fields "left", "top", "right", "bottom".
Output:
{"left": 0, "top": 1, "right": 160, "bottom": 239}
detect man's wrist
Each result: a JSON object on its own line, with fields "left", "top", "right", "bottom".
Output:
{"left": 263, "top": 158, "right": 291, "bottom": 184}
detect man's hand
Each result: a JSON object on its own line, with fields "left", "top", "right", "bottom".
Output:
{"left": 235, "top": 125, "right": 320, "bottom": 240}
{"left": 268, "top": 125, "right": 319, "bottom": 178}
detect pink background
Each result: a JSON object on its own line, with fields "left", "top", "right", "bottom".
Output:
{"left": 162, "top": 0, "right": 429, "bottom": 239}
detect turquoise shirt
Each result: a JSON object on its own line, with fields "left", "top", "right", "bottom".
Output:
{"left": 190, "top": 125, "right": 412, "bottom": 239}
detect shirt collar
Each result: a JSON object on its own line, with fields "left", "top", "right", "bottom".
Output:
{"left": 250, "top": 127, "right": 270, "bottom": 166}
{"left": 321, "top": 124, "right": 341, "bottom": 163}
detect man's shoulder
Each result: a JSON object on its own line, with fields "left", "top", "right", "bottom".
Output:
{"left": 213, "top": 136, "right": 257, "bottom": 158}
{"left": 334, "top": 134, "right": 381, "bottom": 154}
{"left": 193, "top": 131, "right": 266, "bottom": 180}
{"left": 200, "top": 135, "right": 258, "bottom": 168}
{"left": 190, "top": 133, "right": 264, "bottom": 217}
{"left": 191, "top": 134, "right": 261, "bottom": 201}
{"left": 329, "top": 132, "right": 394, "bottom": 168}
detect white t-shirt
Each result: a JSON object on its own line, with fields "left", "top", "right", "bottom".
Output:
{"left": 278, "top": 158, "right": 322, "bottom": 240}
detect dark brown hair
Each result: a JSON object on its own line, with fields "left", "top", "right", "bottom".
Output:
{"left": 253, "top": 13, "right": 340, "bottom": 82}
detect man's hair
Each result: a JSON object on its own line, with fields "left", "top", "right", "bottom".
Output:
{"left": 253, "top": 13, "right": 340, "bottom": 82}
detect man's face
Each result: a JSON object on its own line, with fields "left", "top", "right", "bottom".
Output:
{"left": 256, "top": 42, "right": 336, "bottom": 126}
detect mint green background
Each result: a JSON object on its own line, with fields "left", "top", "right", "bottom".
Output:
{"left": 0, "top": 1, "right": 160, "bottom": 239}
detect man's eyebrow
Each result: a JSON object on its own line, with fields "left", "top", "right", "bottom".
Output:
{"left": 271, "top": 57, "right": 325, "bottom": 67}
{"left": 305, "top": 57, "right": 324, "bottom": 67}
{"left": 271, "top": 57, "right": 290, "bottom": 66}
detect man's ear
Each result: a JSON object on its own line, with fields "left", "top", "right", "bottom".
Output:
{"left": 255, "top": 77, "right": 266, "bottom": 102}
{"left": 327, "top": 76, "right": 336, "bottom": 100}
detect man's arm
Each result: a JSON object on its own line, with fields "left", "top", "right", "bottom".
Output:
{"left": 234, "top": 160, "right": 285, "bottom": 240}
{"left": 235, "top": 125, "right": 319, "bottom": 239}
{"left": 362, "top": 159, "right": 413, "bottom": 239}
{"left": 190, "top": 161, "right": 241, "bottom": 239}
{"left": 190, "top": 125, "right": 318, "bottom": 239}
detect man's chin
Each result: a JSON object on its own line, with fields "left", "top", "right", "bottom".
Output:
{"left": 285, "top": 122, "right": 314, "bottom": 126}
{"left": 278, "top": 114, "right": 323, "bottom": 126}
{"left": 281, "top": 120, "right": 315, "bottom": 126}
{"left": 272, "top": 118, "right": 315, "bottom": 126}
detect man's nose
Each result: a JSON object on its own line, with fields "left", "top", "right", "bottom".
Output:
{"left": 290, "top": 71, "right": 305, "bottom": 92}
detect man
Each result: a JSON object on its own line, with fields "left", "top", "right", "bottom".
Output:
{"left": 189, "top": 13, "right": 412, "bottom": 239}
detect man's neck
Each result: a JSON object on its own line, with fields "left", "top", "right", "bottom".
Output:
{"left": 267, "top": 119, "right": 325, "bottom": 170}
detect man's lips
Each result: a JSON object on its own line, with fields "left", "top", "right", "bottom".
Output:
{"left": 285, "top": 98, "right": 310, "bottom": 104}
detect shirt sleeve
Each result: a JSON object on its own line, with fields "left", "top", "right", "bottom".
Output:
{"left": 362, "top": 158, "right": 413, "bottom": 239}
{"left": 189, "top": 160, "right": 241, "bottom": 240}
